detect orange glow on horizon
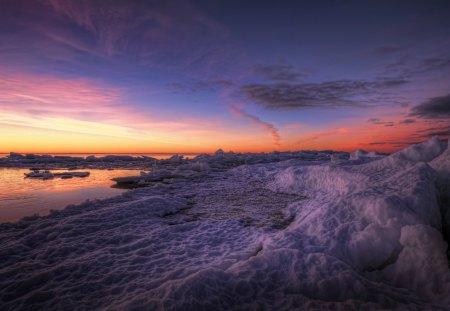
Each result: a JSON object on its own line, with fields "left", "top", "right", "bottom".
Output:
{"left": 2, "top": 118, "right": 446, "bottom": 155}
{"left": 1, "top": 73, "right": 447, "bottom": 155}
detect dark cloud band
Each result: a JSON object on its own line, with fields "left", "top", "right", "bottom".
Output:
{"left": 410, "top": 94, "right": 450, "bottom": 119}
{"left": 241, "top": 79, "right": 408, "bottom": 110}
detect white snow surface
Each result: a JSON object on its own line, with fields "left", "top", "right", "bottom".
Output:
{"left": 1, "top": 138, "right": 450, "bottom": 310}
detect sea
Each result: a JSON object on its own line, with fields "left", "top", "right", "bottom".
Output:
{"left": 0, "top": 153, "right": 199, "bottom": 222}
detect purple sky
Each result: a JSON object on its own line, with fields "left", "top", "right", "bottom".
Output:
{"left": 0, "top": 0, "right": 449, "bottom": 153}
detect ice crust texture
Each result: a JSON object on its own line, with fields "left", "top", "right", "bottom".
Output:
{"left": 1, "top": 137, "right": 450, "bottom": 310}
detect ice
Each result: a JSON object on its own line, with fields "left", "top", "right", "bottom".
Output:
{"left": 430, "top": 137, "right": 450, "bottom": 260}
{"left": 7, "top": 152, "right": 25, "bottom": 160}
{"left": 395, "top": 135, "right": 447, "bottom": 163}
{"left": 382, "top": 224, "right": 450, "bottom": 302}
{"left": 262, "top": 137, "right": 449, "bottom": 306}
{"left": 330, "top": 151, "right": 349, "bottom": 162}
{"left": 349, "top": 149, "right": 385, "bottom": 162}
{"left": 24, "top": 170, "right": 90, "bottom": 179}
{"left": 349, "top": 148, "right": 369, "bottom": 160}
{"left": 121, "top": 195, "right": 189, "bottom": 217}
{"left": 431, "top": 137, "right": 450, "bottom": 198}
{"left": 1, "top": 137, "right": 449, "bottom": 310}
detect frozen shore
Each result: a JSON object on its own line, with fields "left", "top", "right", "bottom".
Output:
{"left": 0, "top": 138, "right": 449, "bottom": 310}
{"left": 0, "top": 150, "right": 338, "bottom": 171}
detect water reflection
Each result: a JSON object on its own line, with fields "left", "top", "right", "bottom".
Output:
{"left": 0, "top": 168, "right": 141, "bottom": 223}
{"left": 0, "top": 153, "right": 198, "bottom": 160}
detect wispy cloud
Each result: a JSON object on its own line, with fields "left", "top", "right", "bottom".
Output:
{"left": 230, "top": 106, "right": 281, "bottom": 145}
{"left": 371, "top": 45, "right": 408, "bottom": 56}
{"left": 399, "top": 118, "right": 416, "bottom": 124}
{"left": 383, "top": 53, "right": 450, "bottom": 79}
{"left": 412, "top": 125, "right": 450, "bottom": 139}
{"left": 0, "top": 0, "right": 232, "bottom": 80}
{"left": 296, "top": 128, "right": 348, "bottom": 145}
{"left": 369, "top": 124, "right": 450, "bottom": 148}
{"left": 0, "top": 73, "right": 123, "bottom": 121}
{"left": 252, "top": 63, "right": 306, "bottom": 82}
{"left": 0, "top": 72, "right": 225, "bottom": 141}
{"left": 41, "top": 0, "right": 230, "bottom": 71}
{"left": 367, "top": 118, "right": 395, "bottom": 127}
{"left": 165, "top": 80, "right": 234, "bottom": 94}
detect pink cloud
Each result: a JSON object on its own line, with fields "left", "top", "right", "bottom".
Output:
{"left": 230, "top": 106, "right": 281, "bottom": 146}
{"left": 285, "top": 123, "right": 304, "bottom": 130}
{"left": 0, "top": 74, "right": 122, "bottom": 119}
{"left": 296, "top": 128, "right": 348, "bottom": 145}
{"left": 0, "top": 72, "right": 221, "bottom": 136}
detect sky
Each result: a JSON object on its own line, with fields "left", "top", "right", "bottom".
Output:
{"left": 0, "top": 0, "right": 449, "bottom": 154}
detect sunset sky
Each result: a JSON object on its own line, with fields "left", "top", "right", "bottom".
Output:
{"left": 1, "top": 0, "right": 449, "bottom": 153}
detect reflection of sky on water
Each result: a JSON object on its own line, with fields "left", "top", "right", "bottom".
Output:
{"left": 0, "top": 153, "right": 198, "bottom": 160}
{"left": 0, "top": 168, "right": 140, "bottom": 222}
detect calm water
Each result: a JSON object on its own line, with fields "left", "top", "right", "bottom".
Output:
{"left": 0, "top": 168, "right": 142, "bottom": 223}
{"left": 0, "top": 153, "right": 199, "bottom": 160}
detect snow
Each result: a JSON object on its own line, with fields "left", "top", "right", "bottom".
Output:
{"left": 431, "top": 137, "right": 450, "bottom": 199}
{"left": 0, "top": 137, "right": 449, "bottom": 310}
{"left": 395, "top": 136, "right": 447, "bottom": 163}
{"left": 349, "top": 149, "right": 384, "bottom": 160}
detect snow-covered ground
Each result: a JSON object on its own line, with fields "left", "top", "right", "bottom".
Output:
{"left": 0, "top": 138, "right": 449, "bottom": 310}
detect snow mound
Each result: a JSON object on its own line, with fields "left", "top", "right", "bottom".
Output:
{"left": 382, "top": 224, "right": 450, "bottom": 302}
{"left": 263, "top": 137, "right": 450, "bottom": 306}
{"left": 395, "top": 136, "right": 447, "bottom": 163}
{"left": 430, "top": 137, "right": 450, "bottom": 198}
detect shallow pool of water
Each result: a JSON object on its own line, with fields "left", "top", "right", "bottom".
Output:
{"left": 0, "top": 168, "right": 141, "bottom": 223}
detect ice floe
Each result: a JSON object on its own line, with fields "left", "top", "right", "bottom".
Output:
{"left": 24, "top": 170, "right": 90, "bottom": 179}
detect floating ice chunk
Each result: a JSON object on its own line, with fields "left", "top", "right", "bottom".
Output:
{"left": 69, "top": 172, "right": 90, "bottom": 177}
{"left": 24, "top": 170, "right": 89, "bottom": 179}
{"left": 42, "top": 172, "right": 54, "bottom": 180}
{"left": 111, "top": 175, "right": 142, "bottom": 184}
